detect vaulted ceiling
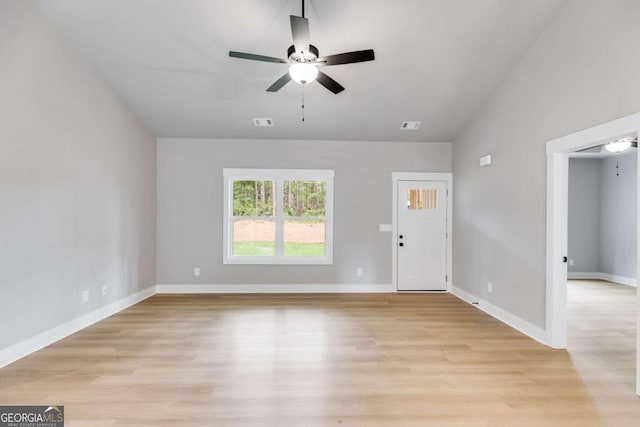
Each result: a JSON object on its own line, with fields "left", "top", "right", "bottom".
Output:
{"left": 36, "top": 0, "right": 567, "bottom": 142}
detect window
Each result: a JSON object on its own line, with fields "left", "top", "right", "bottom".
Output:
{"left": 223, "top": 169, "right": 334, "bottom": 264}
{"left": 406, "top": 188, "right": 438, "bottom": 210}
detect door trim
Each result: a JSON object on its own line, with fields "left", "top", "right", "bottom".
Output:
{"left": 392, "top": 172, "right": 453, "bottom": 293}
{"left": 545, "top": 112, "right": 640, "bottom": 396}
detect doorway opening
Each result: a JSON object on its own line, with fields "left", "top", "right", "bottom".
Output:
{"left": 567, "top": 149, "right": 637, "bottom": 395}
{"left": 546, "top": 112, "right": 640, "bottom": 396}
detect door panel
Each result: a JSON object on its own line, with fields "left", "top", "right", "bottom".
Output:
{"left": 397, "top": 180, "right": 447, "bottom": 291}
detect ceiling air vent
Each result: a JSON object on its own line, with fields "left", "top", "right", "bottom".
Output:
{"left": 254, "top": 118, "right": 274, "bottom": 127}
{"left": 401, "top": 121, "right": 421, "bottom": 130}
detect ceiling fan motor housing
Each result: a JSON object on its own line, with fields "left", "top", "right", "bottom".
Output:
{"left": 288, "top": 44, "right": 319, "bottom": 62}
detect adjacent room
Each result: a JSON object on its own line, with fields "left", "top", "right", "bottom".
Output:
{"left": 1, "top": 0, "right": 639, "bottom": 425}
{"left": 567, "top": 144, "right": 638, "bottom": 404}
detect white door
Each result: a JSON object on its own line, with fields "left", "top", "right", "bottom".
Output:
{"left": 397, "top": 180, "right": 448, "bottom": 291}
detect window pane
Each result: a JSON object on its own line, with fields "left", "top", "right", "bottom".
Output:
{"left": 283, "top": 180, "right": 326, "bottom": 217}
{"left": 224, "top": 168, "right": 333, "bottom": 265}
{"left": 407, "top": 189, "right": 437, "bottom": 210}
{"left": 233, "top": 180, "right": 275, "bottom": 216}
{"left": 233, "top": 219, "right": 275, "bottom": 256}
{"left": 283, "top": 220, "right": 325, "bottom": 257}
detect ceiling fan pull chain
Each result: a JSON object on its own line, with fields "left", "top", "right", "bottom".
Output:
{"left": 616, "top": 154, "right": 620, "bottom": 176}
{"left": 301, "top": 87, "right": 305, "bottom": 122}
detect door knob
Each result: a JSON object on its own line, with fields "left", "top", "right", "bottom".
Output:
{"left": 399, "top": 242, "right": 404, "bottom": 247}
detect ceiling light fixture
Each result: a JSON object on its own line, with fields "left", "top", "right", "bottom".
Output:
{"left": 288, "top": 62, "right": 318, "bottom": 85}
{"left": 602, "top": 136, "right": 637, "bottom": 176}
{"left": 604, "top": 137, "right": 635, "bottom": 153}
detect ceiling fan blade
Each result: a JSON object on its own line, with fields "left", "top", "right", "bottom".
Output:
{"left": 290, "top": 15, "right": 310, "bottom": 55}
{"left": 229, "top": 51, "right": 288, "bottom": 64}
{"left": 318, "top": 49, "right": 375, "bottom": 66}
{"left": 316, "top": 71, "right": 344, "bottom": 94}
{"left": 267, "top": 73, "right": 292, "bottom": 92}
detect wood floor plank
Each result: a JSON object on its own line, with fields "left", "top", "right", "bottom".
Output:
{"left": 1, "top": 285, "right": 638, "bottom": 426}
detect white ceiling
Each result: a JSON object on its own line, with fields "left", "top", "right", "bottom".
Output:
{"left": 36, "top": 0, "right": 567, "bottom": 142}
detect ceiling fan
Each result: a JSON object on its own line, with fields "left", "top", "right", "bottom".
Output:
{"left": 574, "top": 136, "right": 638, "bottom": 154}
{"left": 229, "top": 0, "right": 375, "bottom": 94}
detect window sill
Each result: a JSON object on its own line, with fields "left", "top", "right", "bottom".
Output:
{"left": 223, "top": 256, "right": 333, "bottom": 265}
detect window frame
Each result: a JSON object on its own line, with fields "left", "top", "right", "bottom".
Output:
{"left": 222, "top": 168, "right": 334, "bottom": 265}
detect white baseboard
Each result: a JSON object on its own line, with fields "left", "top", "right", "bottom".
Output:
{"left": 0, "top": 286, "right": 156, "bottom": 369}
{"left": 568, "top": 272, "right": 637, "bottom": 287}
{"left": 449, "top": 285, "right": 548, "bottom": 346}
{"left": 156, "top": 283, "right": 395, "bottom": 293}
{"left": 567, "top": 272, "right": 601, "bottom": 280}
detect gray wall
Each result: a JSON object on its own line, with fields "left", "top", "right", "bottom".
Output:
{"left": 568, "top": 159, "right": 602, "bottom": 273}
{"left": 452, "top": 0, "right": 640, "bottom": 328}
{"left": 600, "top": 152, "right": 637, "bottom": 278}
{"left": 568, "top": 154, "right": 637, "bottom": 280}
{"left": 0, "top": 2, "right": 156, "bottom": 350}
{"left": 157, "top": 138, "right": 451, "bottom": 286}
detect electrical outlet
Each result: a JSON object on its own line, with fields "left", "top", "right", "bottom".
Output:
{"left": 357, "top": 268, "right": 363, "bottom": 277}
{"left": 487, "top": 282, "right": 493, "bottom": 293}
{"left": 82, "top": 290, "right": 89, "bottom": 302}
{"left": 194, "top": 268, "right": 200, "bottom": 277}
{"left": 102, "top": 285, "right": 108, "bottom": 295}
{"left": 569, "top": 259, "right": 575, "bottom": 266}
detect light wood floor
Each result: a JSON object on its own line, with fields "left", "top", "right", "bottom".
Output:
{"left": 567, "top": 279, "right": 639, "bottom": 423}
{"left": 1, "top": 286, "right": 638, "bottom": 426}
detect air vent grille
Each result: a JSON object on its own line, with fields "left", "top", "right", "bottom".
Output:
{"left": 401, "top": 121, "right": 421, "bottom": 130}
{"left": 254, "top": 118, "right": 274, "bottom": 127}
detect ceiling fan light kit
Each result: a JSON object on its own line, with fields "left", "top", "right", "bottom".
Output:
{"left": 228, "top": 0, "right": 375, "bottom": 95}
{"left": 604, "top": 137, "right": 636, "bottom": 153}
{"left": 289, "top": 63, "right": 318, "bottom": 85}
{"left": 602, "top": 136, "right": 636, "bottom": 177}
